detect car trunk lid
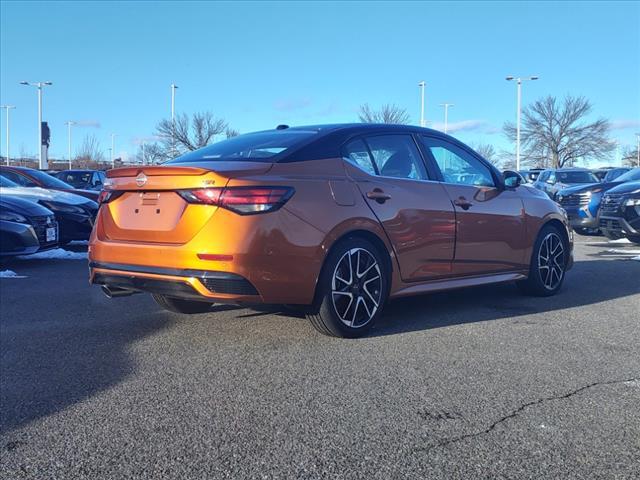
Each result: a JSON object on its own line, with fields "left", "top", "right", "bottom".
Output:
{"left": 100, "top": 162, "right": 272, "bottom": 244}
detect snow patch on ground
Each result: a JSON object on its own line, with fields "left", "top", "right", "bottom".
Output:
{"left": 609, "top": 238, "right": 631, "bottom": 244}
{"left": 18, "top": 248, "right": 88, "bottom": 260}
{"left": 0, "top": 270, "right": 26, "bottom": 278}
{"left": 606, "top": 249, "right": 640, "bottom": 255}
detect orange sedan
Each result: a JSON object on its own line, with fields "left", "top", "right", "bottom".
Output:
{"left": 89, "top": 124, "right": 573, "bottom": 337}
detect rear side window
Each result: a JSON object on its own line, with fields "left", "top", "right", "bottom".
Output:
{"left": 169, "top": 130, "right": 318, "bottom": 164}
{"left": 364, "top": 135, "right": 428, "bottom": 180}
{"left": 343, "top": 139, "right": 376, "bottom": 175}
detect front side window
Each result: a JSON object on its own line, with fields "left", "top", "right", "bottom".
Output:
{"left": 421, "top": 137, "right": 494, "bottom": 187}
{"left": 364, "top": 135, "right": 428, "bottom": 180}
{"left": 343, "top": 139, "right": 376, "bottom": 175}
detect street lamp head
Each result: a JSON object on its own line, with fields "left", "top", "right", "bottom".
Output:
{"left": 530, "top": 76, "right": 539, "bottom": 81}
{"left": 44, "top": 82, "right": 53, "bottom": 86}
{"left": 19, "top": 81, "right": 29, "bottom": 85}
{"left": 418, "top": 81, "right": 425, "bottom": 87}
{"left": 505, "top": 76, "right": 514, "bottom": 81}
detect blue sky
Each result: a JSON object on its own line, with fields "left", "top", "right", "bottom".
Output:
{"left": 1, "top": 1, "right": 639, "bottom": 165}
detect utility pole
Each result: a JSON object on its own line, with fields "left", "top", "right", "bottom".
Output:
{"left": 506, "top": 75, "right": 539, "bottom": 171}
{"left": 439, "top": 103, "right": 454, "bottom": 134}
{"left": 20, "top": 81, "right": 53, "bottom": 169}
{"left": 0, "top": 105, "right": 16, "bottom": 165}
{"left": 171, "top": 83, "right": 178, "bottom": 157}
{"left": 65, "top": 121, "right": 76, "bottom": 169}
{"left": 110, "top": 133, "right": 116, "bottom": 168}
{"left": 418, "top": 81, "right": 426, "bottom": 127}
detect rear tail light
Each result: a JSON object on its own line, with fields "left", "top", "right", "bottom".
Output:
{"left": 98, "top": 190, "right": 124, "bottom": 205}
{"left": 178, "top": 186, "right": 294, "bottom": 215}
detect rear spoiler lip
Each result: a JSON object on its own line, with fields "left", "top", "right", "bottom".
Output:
{"left": 107, "top": 166, "right": 210, "bottom": 178}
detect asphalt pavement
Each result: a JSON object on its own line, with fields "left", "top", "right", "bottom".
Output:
{"left": 1, "top": 237, "right": 639, "bottom": 479}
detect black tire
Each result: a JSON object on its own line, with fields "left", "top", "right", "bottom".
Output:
{"left": 152, "top": 294, "right": 214, "bottom": 314}
{"left": 517, "top": 224, "right": 569, "bottom": 297}
{"left": 626, "top": 235, "right": 640, "bottom": 245}
{"left": 306, "top": 237, "right": 389, "bottom": 338}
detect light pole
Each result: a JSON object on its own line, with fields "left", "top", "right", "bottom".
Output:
{"left": 439, "top": 103, "right": 454, "bottom": 134}
{"left": 418, "top": 81, "right": 426, "bottom": 127}
{"left": 65, "top": 121, "right": 76, "bottom": 169}
{"left": 171, "top": 83, "right": 178, "bottom": 156}
{"left": 110, "top": 133, "right": 116, "bottom": 167}
{"left": 506, "top": 75, "right": 538, "bottom": 171}
{"left": 0, "top": 105, "right": 16, "bottom": 165}
{"left": 20, "top": 81, "right": 53, "bottom": 169}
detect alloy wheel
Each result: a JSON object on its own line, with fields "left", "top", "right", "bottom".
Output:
{"left": 538, "top": 233, "right": 565, "bottom": 291}
{"left": 331, "top": 248, "right": 382, "bottom": 328}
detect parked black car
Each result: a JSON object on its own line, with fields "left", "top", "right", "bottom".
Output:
{"left": 52, "top": 170, "right": 106, "bottom": 191}
{"left": 0, "top": 176, "right": 98, "bottom": 244}
{"left": 532, "top": 168, "right": 599, "bottom": 199}
{"left": 0, "top": 195, "right": 58, "bottom": 256}
{"left": 598, "top": 181, "right": 640, "bottom": 244}
{"left": 0, "top": 166, "right": 100, "bottom": 202}
{"left": 557, "top": 167, "right": 640, "bottom": 235}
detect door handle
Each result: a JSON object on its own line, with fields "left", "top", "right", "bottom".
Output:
{"left": 453, "top": 198, "right": 473, "bottom": 210}
{"left": 367, "top": 189, "right": 392, "bottom": 204}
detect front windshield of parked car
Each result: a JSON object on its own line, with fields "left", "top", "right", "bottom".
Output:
{"left": 28, "top": 169, "right": 75, "bottom": 189}
{"left": 0, "top": 175, "right": 19, "bottom": 187}
{"left": 614, "top": 168, "right": 640, "bottom": 183}
{"left": 557, "top": 171, "right": 598, "bottom": 183}
{"left": 57, "top": 171, "right": 92, "bottom": 187}
{"left": 169, "top": 130, "right": 318, "bottom": 164}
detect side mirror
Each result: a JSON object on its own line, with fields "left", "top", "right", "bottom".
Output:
{"left": 503, "top": 170, "right": 522, "bottom": 189}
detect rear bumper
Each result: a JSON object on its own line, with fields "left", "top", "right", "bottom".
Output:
{"left": 90, "top": 262, "right": 261, "bottom": 303}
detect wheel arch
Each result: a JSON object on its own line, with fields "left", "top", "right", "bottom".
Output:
{"left": 312, "top": 226, "right": 396, "bottom": 306}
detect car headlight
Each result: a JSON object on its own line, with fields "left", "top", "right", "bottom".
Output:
{"left": 39, "top": 201, "right": 85, "bottom": 214}
{"left": 625, "top": 198, "right": 640, "bottom": 207}
{"left": 0, "top": 211, "right": 28, "bottom": 223}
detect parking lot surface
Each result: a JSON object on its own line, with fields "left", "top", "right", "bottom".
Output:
{"left": 1, "top": 238, "right": 639, "bottom": 479}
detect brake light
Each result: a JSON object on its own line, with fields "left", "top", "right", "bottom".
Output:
{"left": 98, "top": 190, "right": 124, "bottom": 205}
{"left": 178, "top": 186, "right": 294, "bottom": 215}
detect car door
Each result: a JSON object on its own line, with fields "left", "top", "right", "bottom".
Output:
{"left": 343, "top": 135, "right": 456, "bottom": 281}
{"left": 420, "top": 135, "right": 527, "bottom": 276}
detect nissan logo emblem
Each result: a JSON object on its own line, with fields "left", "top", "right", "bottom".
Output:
{"left": 136, "top": 172, "right": 147, "bottom": 187}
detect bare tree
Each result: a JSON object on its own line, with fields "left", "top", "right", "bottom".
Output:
{"left": 472, "top": 143, "right": 496, "bottom": 163}
{"left": 155, "top": 111, "right": 228, "bottom": 157}
{"left": 358, "top": 103, "right": 411, "bottom": 124}
{"left": 76, "top": 134, "right": 105, "bottom": 165}
{"left": 503, "top": 95, "right": 615, "bottom": 168}
{"left": 225, "top": 127, "right": 240, "bottom": 139}
{"left": 622, "top": 145, "right": 640, "bottom": 167}
{"left": 135, "top": 143, "right": 165, "bottom": 165}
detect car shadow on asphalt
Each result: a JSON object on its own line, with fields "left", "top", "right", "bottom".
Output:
{"left": 0, "top": 259, "right": 174, "bottom": 437}
{"left": 368, "top": 258, "right": 639, "bottom": 337}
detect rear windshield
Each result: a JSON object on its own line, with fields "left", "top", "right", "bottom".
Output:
{"left": 557, "top": 171, "right": 598, "bottom": 183}
{"left": 614, "top": 168, "right": 640, "bottom": 183}
{"left": 169, "top": 130, "right": 318, "bottom": 164}
{"left": 56, "top": 171, "right": 92, "bottom": 187}
{"left": 0, "top": 175, "right": 19, "bottom": 187}
{"left": 28, "top": 169, "right": 75, "bottom": 189}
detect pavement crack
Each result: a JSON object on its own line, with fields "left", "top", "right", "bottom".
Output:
{"left": 414, "top": 376, "right": 640, "bottom": 454}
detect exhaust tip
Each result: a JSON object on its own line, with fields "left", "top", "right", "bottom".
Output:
{"left": 101, "top": 285, "right": 135, "bottom": 299}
